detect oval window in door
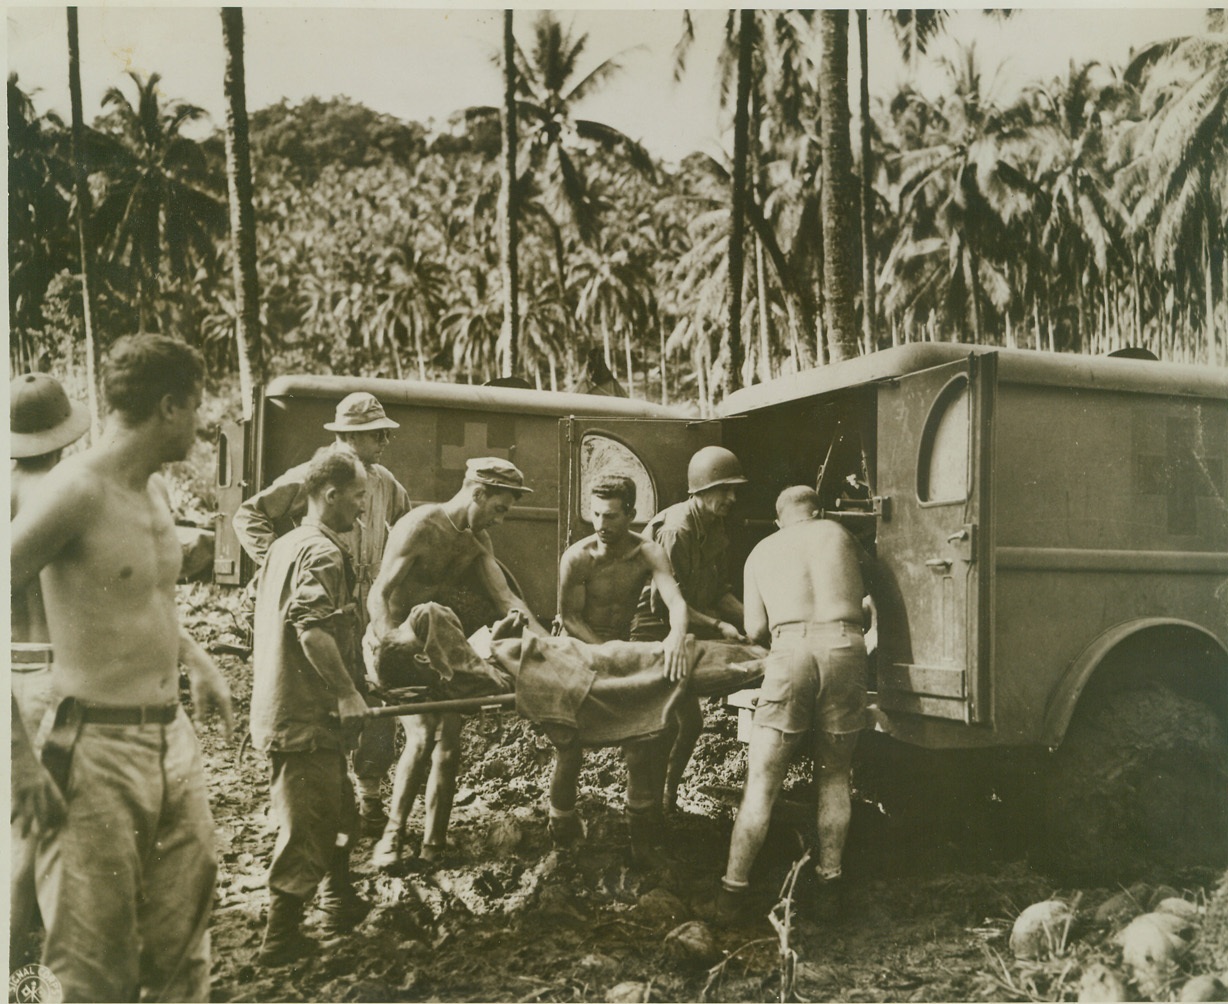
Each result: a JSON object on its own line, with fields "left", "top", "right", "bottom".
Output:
{"left": 578, "top": 433, "right": 658, "bottom": 524}
{"left": 916, "top": 375, "right": 970, "bottom": 504}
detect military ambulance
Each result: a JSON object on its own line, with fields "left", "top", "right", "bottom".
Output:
{"left": 215, "top": 345, "right": 1228, "bottom": 878}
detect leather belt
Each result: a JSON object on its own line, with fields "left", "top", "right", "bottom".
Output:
{"left": 79, "top": 703, "right": 180, "bottom": 726}
{"left": 12, "top": 644, "right": 54, "bottom": 670}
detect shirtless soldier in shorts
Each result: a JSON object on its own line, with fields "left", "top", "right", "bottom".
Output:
{"left": 716, "top": 486, "right": 872, "bottom": 923}
{"left": 555, "top": 475, "right": 689, "bottom": 861}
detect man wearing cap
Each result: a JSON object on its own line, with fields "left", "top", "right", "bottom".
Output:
{"left": 234, "top": 391, "right": 411, "bottom": 829}
{"left": 632, "top": 446, "right": 750, "bottom": 820}
{"left": 11, "top": 335, "right": 233, "bottom": 1002}
{"left": 367, "top": 457, "right": 547, "bottom": 869}
{"left": 9, "top": 372, "right": 90, "bottom": 966}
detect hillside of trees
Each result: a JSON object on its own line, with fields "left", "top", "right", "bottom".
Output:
{"left": 9, "top": 11, "right": 1226, "bottom": 413}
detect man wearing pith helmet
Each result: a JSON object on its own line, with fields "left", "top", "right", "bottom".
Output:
{"left": 632, "top": 446, "right": 750, "bottom": 826}
{"left": 234, "top": 391, "right": 412, "bottom": 830}
{"left": 9, "top": 372, "right": 90, "bottom": 967}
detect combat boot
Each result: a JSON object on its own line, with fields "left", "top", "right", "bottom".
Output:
{"left": 318, "top": 848, "right": 372, "bottom": 935}
{"left": 799, "top": 868, "right": 848, "bottom": 925}
{"left": 258, "top": 890, "right": 316, "bottom": 967}
{"left": 548, "top": 811, "right": 584, "bottom": 849}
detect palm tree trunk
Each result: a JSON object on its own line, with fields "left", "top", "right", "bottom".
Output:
{"left": 658, "top": 323, "right": 669, "bottom": 405}
{"left": 725, "top": 8, "right": 753, "bottom": 396}
{"left": 499, "top": 10, "right": 520, "bottom": 378}
{"left": 857, "top": 9, "right": 876, "bottom": 356}
{"left": 755, "top": 236, "right": 771, "bottom": 383}
{"left": 624, "top": 327, "right": 635, "bottom": 398}
{"left": 601, "top": 316, "right": 613, "bottom": 371}
{"left": 67, "top": 8, "right": 101, "bottom": 439}
{"left": 221, "top": 7, "right": 265, "bottom": 421}
{"left": 818, "top": 8, "right": 859, "bottom": 362}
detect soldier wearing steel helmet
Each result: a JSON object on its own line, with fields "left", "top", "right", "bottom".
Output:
{"left": 632, "top": 446, "right": 750, "bottom": 829}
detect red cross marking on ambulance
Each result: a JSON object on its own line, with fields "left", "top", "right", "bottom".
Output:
{"left": 440, "top": 422, "right": 511, "bottom": 470}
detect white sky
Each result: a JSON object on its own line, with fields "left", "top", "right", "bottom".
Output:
{"left": 4, "top": 5, "right": 1210, "bottom": 165}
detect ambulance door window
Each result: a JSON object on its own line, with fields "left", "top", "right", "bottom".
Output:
{"left": 579, "top": 433, "right": 658, "bottom": 524}
{"left": 916, "top": 375, "right": 970, "bottom": 504}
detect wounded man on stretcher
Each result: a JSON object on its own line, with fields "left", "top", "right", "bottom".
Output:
{"left": 366, "top": 601, "right": 767, "bottom": 748}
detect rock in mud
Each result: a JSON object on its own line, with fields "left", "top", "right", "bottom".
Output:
{"left": 1077, "top": 962, "right": 1128, "bottom": 1002}
{"left": 664, "top": 920, "right": 721, "bottom": 966}
{"left": 576, "top": 952, "right": 620, "bottom": 982}
{"left": 1116, "top": 911, "right": 1195, "bottom": 998}
{"left": 1010, "top": 899, "right": 1075, "bottom": 960}
{"left": 637, "top": 887, "right": 686, "bottom": 923}
{"left": 1178, "top": 974, "right": 1227, "bottom": 1001}
{"left": 1155, "top": 897, "right": 1201, "bottom": 923}
{"left": 1094, "top": 890, "right": 1146, "bottom": 929}
{"left": 605, "top": 980, "right": 651, "bottom": 1002}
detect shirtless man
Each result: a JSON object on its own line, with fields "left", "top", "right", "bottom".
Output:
{"left": 554, "top": 475, "right": 689, "bottom": 860}
{"left": 716, "top": 486, "right": 872, "bottom": 924}
{"left": 368, "top": 457, "right": 546, "bottom": 869}
{"left": 10, "top": 334, "right": 234, "bottom": 1001}
{"left": 9, "top": 372, "right": 89, "bottom": 967}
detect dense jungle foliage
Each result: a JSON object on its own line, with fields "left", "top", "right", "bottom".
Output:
{"left": 9, "top": 11, "right": 1227, "bottom": 413}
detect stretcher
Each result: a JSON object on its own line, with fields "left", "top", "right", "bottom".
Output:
{"left": 367, "top": 612, "right": 767, "bottom": 748}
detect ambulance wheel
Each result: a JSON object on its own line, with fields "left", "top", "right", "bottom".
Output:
{"left": 1037, "top": 684, "right": 1228, "bottom": 882}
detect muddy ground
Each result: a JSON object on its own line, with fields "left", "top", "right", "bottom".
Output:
{"left": 180, "top": 584, "right": 1224, "bottom": 1003}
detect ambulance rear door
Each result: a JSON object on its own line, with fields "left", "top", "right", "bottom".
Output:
{"left": 558, "top": 417, "right": 723, "bottom": 556}
{"left": 874, "top": 352, "right": 996, "bottom": 725}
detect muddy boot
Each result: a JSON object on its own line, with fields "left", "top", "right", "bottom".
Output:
{"left": 371, "top": 828, "right": 402, "bottom": 871}
{"left": 698, "top": 881, "right": 751, "bottom": 928}
{"left": 627, "top": 805, "right": 668, "bottom": 872}
{"left": 356, "top": 779, "right": 388, "bottom": 836}
{"left": 801, "top": 869, "right": 848, "bottom": 925}
{"left": 548, "top": 811, "right": 584, "bottom": 849}
{"left": 318, "top": 848, "right": 372, "bottom": 935}
{"left": 258, "top": 890, "right": 316, "bottom": 967}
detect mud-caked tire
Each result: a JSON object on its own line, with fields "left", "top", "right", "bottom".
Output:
{"left": 1038, "top": 684, "right": 1228, "bottom": 883}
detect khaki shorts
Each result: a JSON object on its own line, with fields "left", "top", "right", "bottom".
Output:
{"left": 752, "top": 620, "right": 867, "bottom": 736}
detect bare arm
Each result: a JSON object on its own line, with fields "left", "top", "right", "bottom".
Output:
{"left": 178, "top": 625, "right": 235, "bottom": 741}
{"left": 742, "top": 558, "right": 770, "bottom": 647}
{"left": 558, "top": 547, "right": 602, "bottom": 644}
{"left": 475, "top": 538, "right": 547, "bottom": 636}
{"left": 11, "top": 695, "right": 65, "bottom": 836}
{"left": 368, "top": 518, "right": 418, "bottom": 638}
{"left": 10, "top": 462, "right": 91, "bottom": 591}
{"left": 644, "top": 542, "right": 691, "bottom": 680}
{"left": 300, "top": 626, "right": 367, "bottom": 742}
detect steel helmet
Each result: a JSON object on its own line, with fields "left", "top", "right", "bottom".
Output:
{"left": 687, "top": 446, "right": 748, "bottom": 494}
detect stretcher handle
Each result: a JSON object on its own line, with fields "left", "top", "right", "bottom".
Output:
{"left": 366, "top": 692, "right": 516, "bottom": 718}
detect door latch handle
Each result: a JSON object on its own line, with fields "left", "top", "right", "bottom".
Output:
{"left": 946, "top": 529, "right": 969, "bottom": 543}
{"left": 925, "top": 558, "right": 952, "bottom": 570}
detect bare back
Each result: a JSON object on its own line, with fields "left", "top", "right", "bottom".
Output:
{"left": 746, "top": 519, "right": 865, "bottom": 629}
{"left": 12, "top": 452, "right": 185, "bottom": 705}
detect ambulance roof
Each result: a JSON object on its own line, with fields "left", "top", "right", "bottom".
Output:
{"left": 264, "top": 374, "right": 687, "bottom": 420}
{"left": 719, "top": 343, "right": 1228, "bottom": 415}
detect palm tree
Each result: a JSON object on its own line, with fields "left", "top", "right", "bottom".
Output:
{"left": 726, "top": 8, "right": 753, "bottom": 394}
{"left": 66, "top": 9, "right": 101, "bottom": 434}
{"left": 8, "top": 75, "right": 72, "bottom": 372}
{"left": 468, "top": 12, "right": 655, "bottom": 246}
{"left": 1120, "top": 19, "right": 1227, "bottom": 364}
{"left": 90, "top": 70, "right": 227, "bottom": 333}
{"left": 221, "top": 7, "right": 264, "bottom": 418}
{"left": 370, "top": 236, "right": 447, "bottom": 380}
{"left": 499, "top": 10, "right": 520, "bottom": 377}
{"left": 819, "top": 9, "right": 860, "bottom": 361}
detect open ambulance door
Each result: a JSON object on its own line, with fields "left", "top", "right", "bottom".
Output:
{"left": 558, "top": 417, "right": 723, "bottom": 558}
{"left": 874, "top": 352, "right": 995, "bottom": 725}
